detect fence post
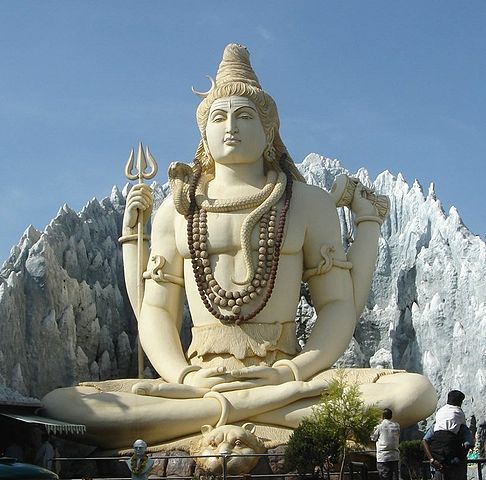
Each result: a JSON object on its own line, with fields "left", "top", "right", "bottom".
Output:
{"left": 222, "top": 454, "right": 228, "bottom": 480}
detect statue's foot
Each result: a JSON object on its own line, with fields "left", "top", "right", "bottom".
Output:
{"left": 131, "top": 381, "right": 208, "bottom": 398}
{"left": 360, "top": 372, "right": 437, "bottom": 426}
{"left": 302, "top": 376, "right": 330, "bottom": 398}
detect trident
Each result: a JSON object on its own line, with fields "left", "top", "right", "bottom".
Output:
{"left": 124, "top": 143, "right": 158, "bottom": 378}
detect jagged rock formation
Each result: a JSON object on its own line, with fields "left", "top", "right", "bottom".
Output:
{"left": 299, "top": 154, "right": 486, "bottom": 424}
{"left": 0, "top": 154, "right": 484, "bottom": 425}
{"left": 0, "top": 189, "right": 136, "bottom": 398}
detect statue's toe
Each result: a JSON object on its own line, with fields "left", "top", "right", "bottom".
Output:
{"left": 132, "top": 382, "right": 151, "bottom": 395}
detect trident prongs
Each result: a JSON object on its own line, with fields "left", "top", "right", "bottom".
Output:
{"left": 144, "top": 145, "right": 158, "bottom": 180}
{"left": 125, "top": 142, "right": 158, "bottom": 183}
{"left": 124, "top": 148, "right": 135, "bottom": 180}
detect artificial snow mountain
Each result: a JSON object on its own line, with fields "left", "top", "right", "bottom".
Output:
{"left": 0, "top": 153, "right": 485, "bottom": 425}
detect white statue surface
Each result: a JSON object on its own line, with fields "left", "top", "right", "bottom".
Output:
{"left": 190, "top": 423, "right": 266, "bottom": 474}
{"left": 42, "top": 44, "right": 437, "bottom": 451}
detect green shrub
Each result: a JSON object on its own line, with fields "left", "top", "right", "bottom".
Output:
{"left": 399, "top": 439, "right": 425, "bottom": 480}
{"left": 285, "top": 371, "right": 381, "bottom": 480}
{"left": 285, "top": 415, "right": 340, "bottom": 479}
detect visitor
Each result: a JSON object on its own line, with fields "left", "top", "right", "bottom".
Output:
{"left": 34, "top": 433, "right": 56, "bottom": 471}
{"left": 422, "top": 390, "right": 474, "bottom": 480}
{"left": 371, "top": 408, "right": 400, "bottom": 480}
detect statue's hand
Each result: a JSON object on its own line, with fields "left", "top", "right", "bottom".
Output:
{"left": 350, "top": 183, "right": 378, "bottom": 218}
{"left": 183, "top": 366, "right": 236, "bottom": 390}
{"left": 122, "top": 184, "right": 153, "bottom": 235}
{"left": 350, "top": 182, "right": 390, "bottom": 221}
{"left": 211, "top": 365, "right": 294, "bottom": 393}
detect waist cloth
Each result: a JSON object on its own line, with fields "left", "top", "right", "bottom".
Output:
{"left": 187, "top": 321, "right": 299, "bottom": 370}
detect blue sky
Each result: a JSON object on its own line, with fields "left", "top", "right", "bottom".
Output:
{"left": 1, "top": 1, "right": 485, "bottom": 262}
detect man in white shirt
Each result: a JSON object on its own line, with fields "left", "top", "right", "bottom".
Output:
{"left": 371, "top": 408, "right": 401, "bottom": 480}
{"left": 434, "top": 390, "right": 466, "bottom": 434}
{"left": 422, "top": 390, "right": 472, "bottom": 480}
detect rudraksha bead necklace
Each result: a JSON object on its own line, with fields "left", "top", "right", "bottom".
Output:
{"left": 186, "top": 155, "right": 293, "bottom": 324}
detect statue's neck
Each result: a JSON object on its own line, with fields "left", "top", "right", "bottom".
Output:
{"left": 209, "top": 160, "right": 265, "bottom": 198}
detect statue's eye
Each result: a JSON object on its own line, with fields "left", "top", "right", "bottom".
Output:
{"left": 211, "top": 112, "right": 226, "bottom": 123}
{"left": 209, "top": 440, "right": 217, "bottom": 447}
{"left": 235, "top": 440, "right": 242, "bottom": 446}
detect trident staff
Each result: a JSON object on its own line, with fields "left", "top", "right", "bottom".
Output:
{"left": 124, "top": 143, "right": 158, "bottom": 378}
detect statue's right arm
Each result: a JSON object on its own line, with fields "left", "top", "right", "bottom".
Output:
{"left": 121, "top": 183, "right": 153, "bottom": 315}
{"left": 138, "top": 197, "right": 188, "bottom": 383}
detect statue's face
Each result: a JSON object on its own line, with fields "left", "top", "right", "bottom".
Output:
{"left": 206, "top": 96, "right": 267, "bottom": 166}
{"left": 133, "top": 440, "right": 147, "bottom": 457}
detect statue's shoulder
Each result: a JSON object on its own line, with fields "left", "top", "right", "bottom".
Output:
{"left": 152, "top": 194, "right": 178, "bottom": 233}
{"left": 154, "top": 194, "right": 177, "bottom": 218}
{"left": 292, "top": 181, "right": 336, "bottom": 213}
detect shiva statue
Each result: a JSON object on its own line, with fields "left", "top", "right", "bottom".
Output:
{"left": 42, "top": 44, "right": 437, "bottom": 450}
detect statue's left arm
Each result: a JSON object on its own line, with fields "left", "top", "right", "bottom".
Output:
{"left": 346, "top": 183, "right": 383, "bottom": 315}
{"left": 291, "top": 184, "right": 381, "bottom": 381}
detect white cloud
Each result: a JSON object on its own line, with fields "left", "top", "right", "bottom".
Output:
{"left": 256, "top": 26, "right": 274, "bottom": 41}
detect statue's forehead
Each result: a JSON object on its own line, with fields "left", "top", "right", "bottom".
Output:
{"left": 210, "top": 96, "right": 256, "bottom": 112}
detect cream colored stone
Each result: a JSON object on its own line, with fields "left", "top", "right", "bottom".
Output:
{"left": 190, "top": 423, "right": 265, "bottom": 474}
{"left": 42, "top": 43, "right": 437, "bottom": 453}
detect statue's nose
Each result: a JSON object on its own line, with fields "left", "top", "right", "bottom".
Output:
{"left": 226, "top": 115, "right": 239, "bottom": 134}
{"left": 218, "top": 442, "right": 231, "bottom": 455}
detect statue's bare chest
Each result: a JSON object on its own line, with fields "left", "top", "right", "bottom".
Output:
{"left": 175, "top": 207, "right": 304, "bottom": 258}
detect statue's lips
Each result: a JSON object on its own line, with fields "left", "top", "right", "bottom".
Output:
{"left": 224, "top": 137, "right": 241, "bottom": 145}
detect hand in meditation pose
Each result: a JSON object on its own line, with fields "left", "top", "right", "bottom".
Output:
{"left": 42, "top": 44, "right": 437, "bottom": 449}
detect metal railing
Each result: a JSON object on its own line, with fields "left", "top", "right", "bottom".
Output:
{"left": 50, "top": 452, "right": 363, "bottom": 480}
{"left": 420, "top": 458, "right": 486, "bottom": 480}
{"left": 467, "top": 458, "right": 486, "bottom": 480}
{"left": 50, "top": 453, "right": 486, "bottom": 480}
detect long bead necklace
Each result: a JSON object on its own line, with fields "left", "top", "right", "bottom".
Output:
{"left": 186, "top": 155, "right": 293, "bottom": 324}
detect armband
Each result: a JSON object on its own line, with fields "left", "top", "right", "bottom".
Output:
{"left": 118, "top": 233, "right": 150, "bottom": 244}
{"left": 142, "top": 255, "right": 184, "bottom": 287}
{"left": 204, "top": 391, "right": 230, "bottom": 427}
{"left": 303, "top": 245, "right": 352, "bottom": 282}
{"left": 273, "top": 359, "right": 302, "bottom": 381}
{"left": 355, "top": 215, "right": 383, "bottom": 226}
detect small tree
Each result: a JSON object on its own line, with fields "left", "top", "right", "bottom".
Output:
{"left": 285, "top": 372, "right": 381, "bottom": 480}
